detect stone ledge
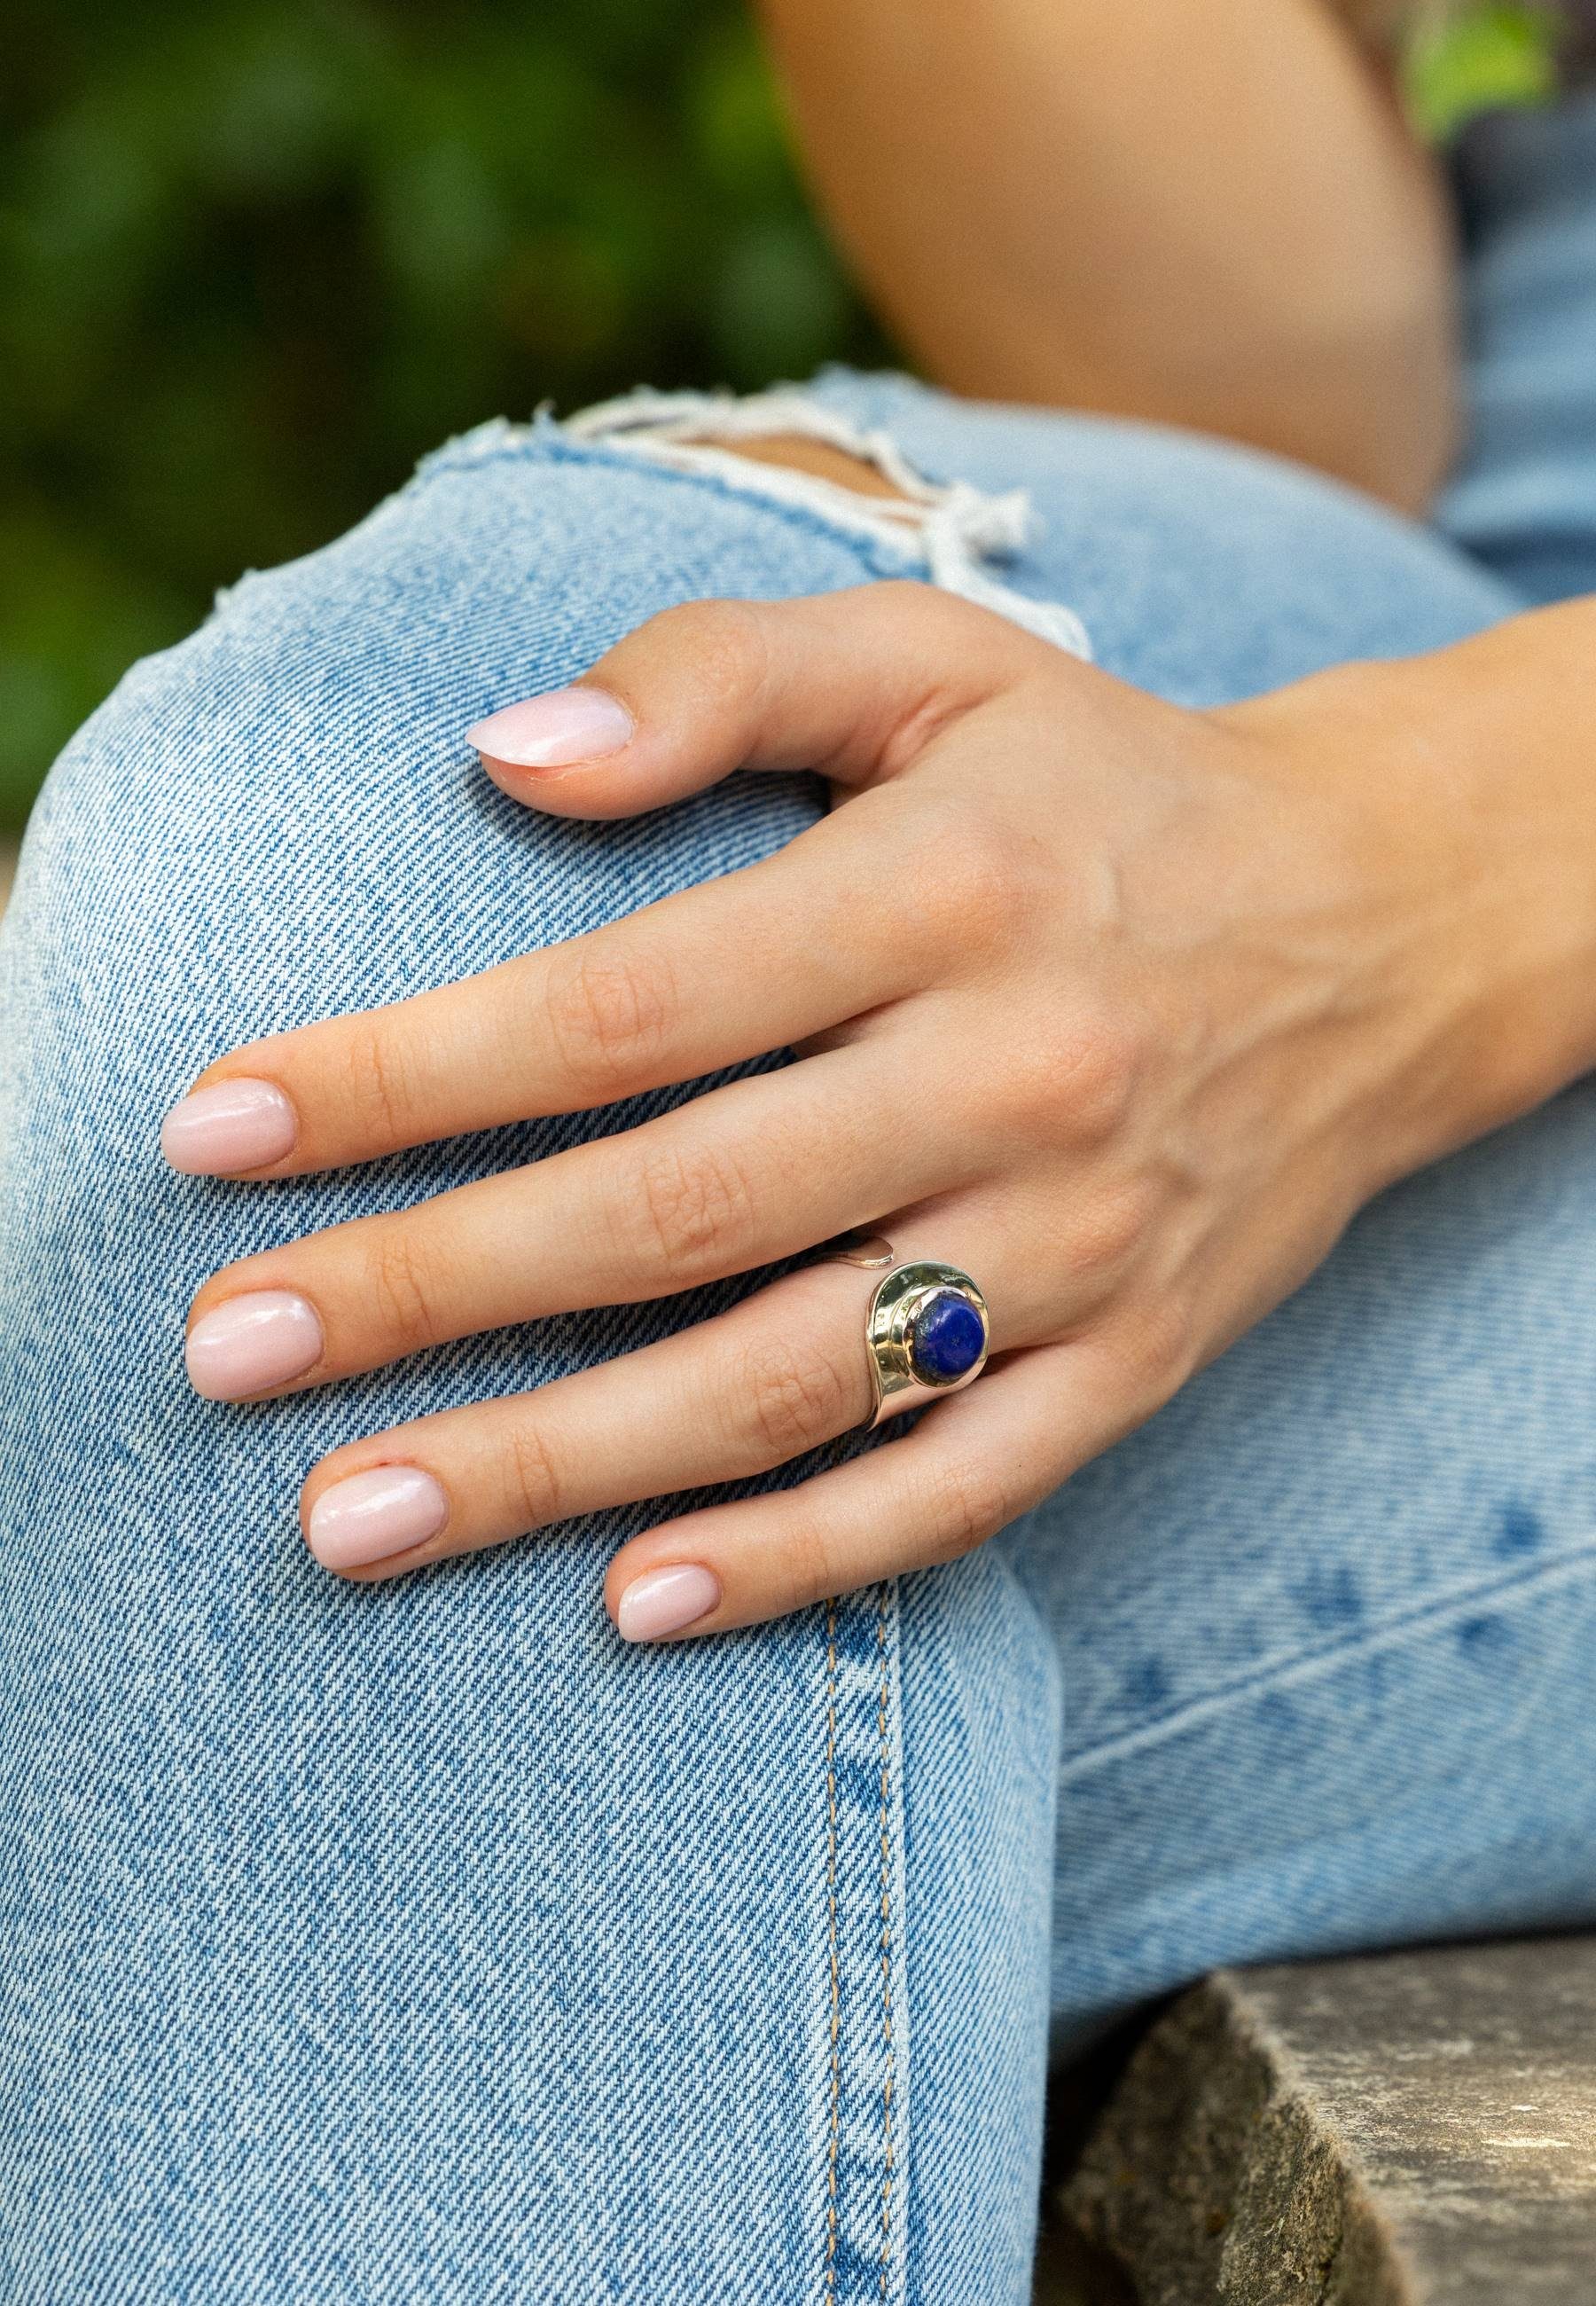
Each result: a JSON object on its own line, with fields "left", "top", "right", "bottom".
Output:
{"left": 1061, "top": 1939, "right": 1596, "bottom": 2304}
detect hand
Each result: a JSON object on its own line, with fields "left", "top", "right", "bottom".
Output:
{"left": 163, "top": 583, "right": 1502, "bottom": 1637}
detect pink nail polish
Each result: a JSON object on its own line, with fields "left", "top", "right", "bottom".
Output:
{"left": 184, "top": 1290, "right": 322, "bottom": 1400}
{"left": 614, "top": 1563, "right": 722, "bottom": 1643}
{"left": 161, "top": 1078, "right": 297, "bottom": 1175}
{"left": 466, "top": 685, "right": 634, "bottom": 770}
{"left": 307, "top": 1466, "right": 450, "bottom": 1571}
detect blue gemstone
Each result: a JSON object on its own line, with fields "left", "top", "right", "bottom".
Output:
{"left": 908, "top": 1290, "right": 985, "bottom": 1384}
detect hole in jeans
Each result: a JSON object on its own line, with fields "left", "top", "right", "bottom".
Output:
{"left": 562, "top": 387, "right": 1092, "bottom": 657}
{"left": 695, "top": 431, "right": 912, "bottom": 503}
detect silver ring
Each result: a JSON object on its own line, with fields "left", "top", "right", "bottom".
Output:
{"left": 823, "top": 1231, "right": 991, "bottom": 1431}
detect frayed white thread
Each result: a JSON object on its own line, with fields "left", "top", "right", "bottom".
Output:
{"left": 564, "top": 387, "right": 1091, "bottom": 660}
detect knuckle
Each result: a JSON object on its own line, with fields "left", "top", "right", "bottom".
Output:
{"left": 627, "top": 1136, "right": 758, "bottom": 1278}
{"left": 773, "top": 1513, "right": 847, "bottom": 1607}
{"left": 340, "top": 1019, "right": 421, "bottom": 1144}
{"left": 903, "top": 807, "right": 1038, "bottom": 947}
{"left": 543, "top": 944, "right": 679, "bottom": 1101}
{"left": 1107, "top": 1295, "right": 1197, "bottom": 1406}
{"left": 1056, "top": 1016, "right": 1143, "bottom": 1140}
{"left": 923, "top": 1455, "right": 1012, "bottom": 1565}
{"left": 364, "top": 1226, "right": 445, "bottom": 1352}
{"left": 1064, "top": 1183, "right": 1152, "bottom": 1289}
{"left": 648, "top": 597, "right": 769, "bottom": 714}
{"left": 504, "top": 1421, "right": 567, "bottom": 1531}
{"left": 735, "top": 1332, "right": 857, "bottom": 1463}
{"left": 1007, "top": 1012, "right": 1142, "bottom": 1146}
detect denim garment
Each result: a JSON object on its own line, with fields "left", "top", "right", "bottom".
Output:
{"left": 4, "top": 101, "right": 1596, "bottom": 2306}
{"left": 1439, "top": 86, "right": 1596, "bottom": 600}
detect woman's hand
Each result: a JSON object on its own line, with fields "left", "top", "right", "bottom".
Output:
{"left": 162, "top": 583, "right": 1553, "bottom": 1639}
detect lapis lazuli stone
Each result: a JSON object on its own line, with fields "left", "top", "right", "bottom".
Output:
{"left": 908, "top": 1290, "right": 985, "bottom": 1384}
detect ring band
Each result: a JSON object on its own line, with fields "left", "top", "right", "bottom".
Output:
{"left": 824, "top": 1231, "right": 991, "bottom": 1431}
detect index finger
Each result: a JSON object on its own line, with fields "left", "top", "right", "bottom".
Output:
{"left": 160, "top": 803, "right": 919, "bottom": 1178}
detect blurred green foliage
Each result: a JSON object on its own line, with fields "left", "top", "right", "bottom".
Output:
{"left": 1405, "top": 2, "right": 1563, "bottom": 137}
{"left": 0, "top": 1, "right": 1571, "bottom": 828}
{"left": 0, "top": 0, "right": 885, "bottom": 825}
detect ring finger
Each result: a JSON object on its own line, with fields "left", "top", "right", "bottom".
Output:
{"left": 298, "top": 1209, "right": 1040, "bottom": 1581}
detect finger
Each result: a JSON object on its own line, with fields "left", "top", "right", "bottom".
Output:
{"left": 298, "top": 1260, "right": 876, "bottom": 1577}
{"left": 296, "top": 1209, "right": 1051, "bottom": 1579}
{"left": 183, "top": 1044, "right": 991, "bottom": 1400}
{"left": 605, "top": 1337, "right": 1146, "bottom": 1637}
{"left": 163, "top": 800, "right": 926, "bottom": 1178}
{"left": 467, "top": 583, "right": 1043, "bottom": 820}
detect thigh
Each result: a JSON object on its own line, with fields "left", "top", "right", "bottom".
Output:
{"left": 1022, "top": 1075, "right": 1596, "bottom": 2057}
{"left": 804, "top": 376, "right": 1594, "bottom": 2077}
{"left": 0, "top": 391, "right": 1520, "bottom": 2301}
{"left": 0, "top": 426, "right": 1068, "bottom": 2305}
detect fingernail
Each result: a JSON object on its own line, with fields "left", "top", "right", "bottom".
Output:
{"left": 184, "top": 1290, "right": 323, "bottom": 1400}
{"left": 161, "top": 1078, "right": 297, "bottom": 1175}
{"left": 307, "top": 1465, "right": 450, "bottom": 1571}
{"left": 614, "top": 1563, "right": 722, "bottom": 1643}
{"left": 466, "top": 685, "right": 634, "bottom": 770}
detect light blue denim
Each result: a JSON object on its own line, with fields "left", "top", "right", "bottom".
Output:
{"left": 1441, "top": 89, "right": 1596, "bottom": 601}
{"left": 4, "top": 93, "right": 1596, "bottom": 2306}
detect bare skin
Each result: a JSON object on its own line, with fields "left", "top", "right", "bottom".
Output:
{"left": 157, "top": 0, "right": 1596, "bottom": 1640}
{"left": 166, "top": 584, "right": 1596, "bottom": 1634}
{"left": 755, "top": 0, "right": 1457, "bottom": 510}
{"left": 709, "top": 432, "right": 909, "bottom": 499}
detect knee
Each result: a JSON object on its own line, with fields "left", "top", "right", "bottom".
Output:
{"left": 0, "top": 435, "right": 849, "bottom": 1392}
{"left": 10, "top": 439, "right": 839, "bottom": 1099}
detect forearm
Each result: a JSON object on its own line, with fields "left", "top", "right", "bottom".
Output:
{"left": 1232, "top": 594, "right": 1596, "bottom": 1184}
{"left": 756, "top": 0, "right": 1458, "bottom": 510}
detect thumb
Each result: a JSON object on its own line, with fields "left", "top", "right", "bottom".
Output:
{"left": 466, "top": 581, "right": 1032, "bottom": 820}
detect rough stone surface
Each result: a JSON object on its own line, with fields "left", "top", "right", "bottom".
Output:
{"left": 1061, "top": 1939, "right": 1596, "bottom": 2304}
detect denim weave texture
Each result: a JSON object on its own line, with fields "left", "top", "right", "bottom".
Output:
{"left": 4, "top": 92, "right": 1596, "bottom": 2305}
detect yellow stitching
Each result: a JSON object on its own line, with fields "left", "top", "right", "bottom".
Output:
{"left": 876, "top": 1585, "right": 896, "bottom": 2298}
{"left": 824, "top": 1595, "right": 841, "bottom": 2302}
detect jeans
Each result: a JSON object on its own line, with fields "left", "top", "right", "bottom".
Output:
{"left": 4, "top": 93, "right": 1596, "bottom": 2306}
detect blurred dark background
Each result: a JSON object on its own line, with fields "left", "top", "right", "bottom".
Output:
{"left": 0, "top": 0, "right": 1558, "bottom": 832}
{"left": 0, "top": 0, "right": 890, "bottom": 829}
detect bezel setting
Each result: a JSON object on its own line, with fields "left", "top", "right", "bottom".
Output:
{"left": 863, "top": 1259, "right": 990, "bottom": 1424}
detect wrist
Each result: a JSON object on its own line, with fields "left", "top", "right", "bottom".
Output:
{"left": 1221, "top": 623, "right": 1596, "bottom": 1190}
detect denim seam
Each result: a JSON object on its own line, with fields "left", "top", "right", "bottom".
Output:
{"left": 824, "top": 1595, "right": 842, "bottom": 2303}
{"left": 412, "top": 429, "right": 915, "bottom": 588}
{"left": 1060, "top": 1535, "right": 1596, "bottom": 1783}
{"left": 873, "top": 1584, "right": 898, "bottom": 2302}
{"left": 820, "top": 1580, "right": 906, "bottom": 2302}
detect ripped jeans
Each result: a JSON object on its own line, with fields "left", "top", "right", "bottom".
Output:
{"left": 6, "top": 95, "right": 1596, "bottom": 2306}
